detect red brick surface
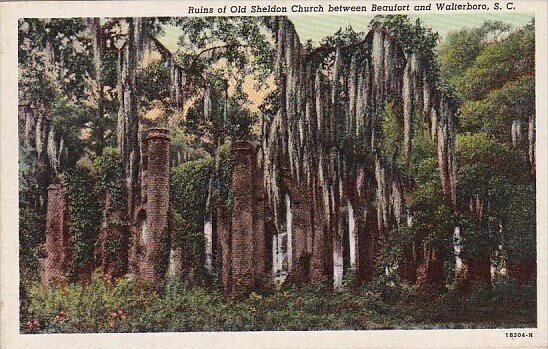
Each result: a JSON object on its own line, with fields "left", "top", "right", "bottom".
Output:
{"left": 230, "top": 141, "right": 256, "bottom": 296}
{"left": 43, "top": 184, "right": 72, "bottom": 285}
{"left": 289, "top": 181, "right": 313, "bottom": 284}
{"left": 216, "top": 204, "right": 232, "bottom": 293}
{"left": 139, "top": 128, "right": 170, "bottom": 284}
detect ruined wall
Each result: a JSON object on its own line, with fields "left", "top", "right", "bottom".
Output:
{"left": 43, "top": 185, "right": 71, "bottom": 285}
{"left": 214, "top": 141, "right": 269, "bottom": 295}
{"left": 262, "top": 16, "right": 458, "bottom": 289}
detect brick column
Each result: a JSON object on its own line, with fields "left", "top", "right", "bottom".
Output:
{"left": 43, "top": 184, "right": 71, "bottom": 285}
{"left": 310, "top": 188, "right": 327, "bottom": 284}
{"left": 333, "top": 198, "right": 346, "bottom": 290}
{"left": 455, "top": 254, "right": 492, "bottom": 292}
{"left": 252, "top": 150, "right": 267, "bottom": 287}
{"left": 216, "top": 204, "right": 232, "bottom": 293}
{"left": 230, "top": 141, "right": 255, "bottom": 296}
{"left": 290, "top": 182, "right": 313, "bottom": 284}
{"left": 416, "top": 246, "right": 445, "bottom": 292}
{"left": 140, "top": 128, "right": 170, "bottom": 283}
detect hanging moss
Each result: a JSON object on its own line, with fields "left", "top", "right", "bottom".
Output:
{"left": 62, "top": 167, "right": 101, "bottom": 276}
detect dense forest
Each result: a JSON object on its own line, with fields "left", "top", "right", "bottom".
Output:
{"left": 18, "top": 15, "right": 536, "bottom": 332}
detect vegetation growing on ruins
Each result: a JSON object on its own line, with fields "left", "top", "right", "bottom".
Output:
{"left": 62, "top": 168, "right": 102, "bottom": 275}
{"left": 18, "top": 15, "right": 536, "bottom": 332}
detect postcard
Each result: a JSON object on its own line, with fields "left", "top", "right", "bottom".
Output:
{"left": 0, "top": 1, "right": 546, "bottom": 348}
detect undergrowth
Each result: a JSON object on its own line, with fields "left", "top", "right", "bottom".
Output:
{"left": 21, "top": 275, "right": 536, "bottom": 333}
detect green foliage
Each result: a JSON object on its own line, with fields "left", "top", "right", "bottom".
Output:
{"left": 438, "top": 21, "right": 512, "bottom": 85}
{"left": 438, "top": 17, "right": 535, "bottom": 187}
{"left": 19, "top": 151, "right": 52, "bottom": 281}
{"left": 459, "top": 76, "right": 534, "bottom": 140}
{"left": 62, "top": 167, "right": 101, "bottom": 274}
{"left": 409, "top": 181, "right": 455, "bottom": 251}
{"left": 370, "top": 15, "right": 440, "bottom": 79}
{"left": 93, "top": 147, "right": 126, "bottom": 216}
{"left": 377, "top": 225, "right": 413, "bottom": 280}
{"left": 456, "top": 133, "right": 526, "bottom": 198}
{"left": 22, "top": 277, "right": 535, "bottom": 333}
{"left": 174, "top": 17, "right": 274, "bottom": 84}
{"left": 91, "top": 149, "right": 127, "bottom": 270}
{"left": 170, "top": 159, "right": 212, "bottom": 279}
{"left": 24, "top": 274, "right": 154, "bottom": 333}
{"left": 501, "top": 183, "right": 536, "bottom": 264}
{"left": 19, "top": 19, "right": 93, "bottom": 106}
{"left": 455, "top": 132, "right": 533, "bottom": 262}
{"left": 450, "top": 26, "right": 534, "bottom": 101}
{"left": 217, "top": 143, "right": 233, "bottom": 207}
{"left": 138, "top": 60, "right": 171, "bottom": 110}
{"left": 379, "top": 99, "right": 403, "bottom": 165}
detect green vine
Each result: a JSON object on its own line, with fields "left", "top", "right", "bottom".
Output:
{"left": 217, "top": 143, "right": 233, "bottom": 208}
{"left": 170, "top": 158, "right": 212, "bottom": 281}
{"left": 93, "top": 147, "right": 126, "bottom": 220}
{"left": 62, "top": 167, "right": 101, "bottom": 276}
{"left": 92, "top": 148, "right": 127, "bottom": 272}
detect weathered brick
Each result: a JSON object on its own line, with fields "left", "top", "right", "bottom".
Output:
{"left": 455, "top": 254, "right": 491, "bottom": 292}
{"left": 230, "top": 141, "right": 255, "bottom": 296}
{"left": 252, "top": 148, "right": 268, "bottom": 286}
{"left": 310, "top": 189, "right": 327, "bottom": 284}
{"left": 288, "top": 181, "right": 313, "bottom": 285}
{"left": 138, "top": 128, "right": 170, "bottom": 284}
{"left": 43, "top": 184, "right": 71, "bottom": 285}
{"left": 216, "top": 204, "right": 232, "bottom": 293}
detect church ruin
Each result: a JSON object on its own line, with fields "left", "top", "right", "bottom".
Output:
{"left": 39, "top": 16, "right": 536, "bottom": 294}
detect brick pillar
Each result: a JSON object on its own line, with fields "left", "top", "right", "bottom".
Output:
{"left": 252, "top": 150, "right": 267, "bottom": 287}
{"left": 230, "top": 141, "right": 255, "bottom": 296}
{"left": 140, "top": 128, "right": 170, "bottom": 283}
{"left": 333, "top": 198, "right": 346, "bottom": 290}
{"left": 217, "top": 204, "right": 232, "bottom": 293}
{"left": 310, "top": 188, "right": 327, "bottom": 284}
{"left": 43, "top": 184, "right": 71, "bottom": 285}
{"left": 289, "top": 182, "right": 313, "bottom": 284}
{"left": 455, "top": 254, "right": 491, "bottom": 291}
{"left": 416, "top": 246, "right": 444, "bottom": 292}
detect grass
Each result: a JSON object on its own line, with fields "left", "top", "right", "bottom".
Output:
{"left": 20, "top": 275, "right": 536, "bottom": 333}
